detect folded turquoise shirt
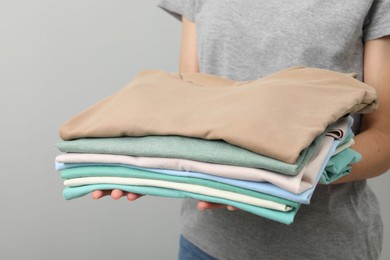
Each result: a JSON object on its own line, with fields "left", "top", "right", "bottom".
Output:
{"left": 56, "top": 133, "right": 325, "bottom": 176}
{"left": 320, "top": 148, "right": 362, "bottom": 184}
{"left": 60, "top": 165, "right": 299, "bottom": 208}
{"left": 63, "top": 184, "right": 299, "bottom": 225}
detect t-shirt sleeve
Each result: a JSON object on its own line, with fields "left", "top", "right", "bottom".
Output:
{"left": 363, "top": 0, "right": 390, "bottom": 41}
{"left": 157, "top": 0, "right": 198, "bottom": 22}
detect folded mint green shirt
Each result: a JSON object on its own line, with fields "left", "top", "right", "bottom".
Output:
{"left": 56, "top": 133, "right": 325, "bottom": 176}
{"left": 320, "top": 148, "right": 362, "bottom": 184}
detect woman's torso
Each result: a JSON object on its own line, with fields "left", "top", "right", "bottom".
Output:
{"left": 180, "top": 1, "right": 383, "bottom": 259}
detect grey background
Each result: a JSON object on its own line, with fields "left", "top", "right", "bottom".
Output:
{"left": 0, "top": 1, "right": 388, "bottom": 259}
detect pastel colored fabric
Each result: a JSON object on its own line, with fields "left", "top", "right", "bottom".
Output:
{"left": 59, "top": 66, "right": 377, "bottom": 164}
{"left": 56, "top": 127, "right": 353, "bottom": 194}
{"left": 56, "top": 135, "right": 339, "bottom": 196}
{"left": 55, "top": 153, "right": 300, "bottom": 183}
{"left": 56, "top": 134, "right": 322, "bottom": 176}
{"left": 59, "top": 163, "right": 310, "bottom": 203}
{"left": 56, "top": 116, "right": 351, "bottom": 177}
{"left": 64, "top": 177, "right": 293, "bottom": 211}
{"left": 60, "top": 165, "right": 298, "bottom": 208}
{"left": 336, "top": 131, "right": 354, "bottom": 147}
{"left": 57, "top": 136, "right": 337, "bottom": 203}
{"left": 333, "top": 138, "right": 354, "bottom": 156}
{"left": 320, "top": 148, "right": 362, "bottom": 184}
{"left": 55, "top": 155, "right": 315, "bottom": 194}
{"left": 63, "top": 184, "right": 300, "bottom": 225}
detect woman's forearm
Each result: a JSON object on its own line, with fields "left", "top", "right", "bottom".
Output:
{"left": 333, "top": 36, "right": 390, "bottom": 184}
{"left": 333, "top": 127, "right": 390, "bottom": 184}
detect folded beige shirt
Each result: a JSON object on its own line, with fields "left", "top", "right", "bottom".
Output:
{"left": 60, "top": 66, "right": 377, "bottom": 163}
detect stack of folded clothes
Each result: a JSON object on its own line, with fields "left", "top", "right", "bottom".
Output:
{"left": 55, "top": 66, "right": 377, "bottom": 224}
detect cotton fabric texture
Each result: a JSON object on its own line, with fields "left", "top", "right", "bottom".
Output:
{"left": 56, "top": 135, "right": 340, "bottom": 204}
{"left": 157, "top": 0, "right": 388, "bottom": 259}
{"left": 56, "top": 130, "right": 353, "bottom": 198}
{"left": 61, "top": 166, "right": 297, "bottom": 210}
{"left": 59, "top": 66, "right": 377, "bottom": 164}
{"left": 56, "top": 115, "right": 350, "bottom": 177}
{"left": 320, "top": 148, "right": 362, "bottom": 184}
{"left": 56, "top": 133, "right": 323, "bottom": 176}
{"left": 63, "top": 184, "right": 299, "bottom": 225}
{"left": 60, "top": 166, "right": 297, "bottom": 207}
{"left": 55, "top": 88, "right": 354, "bottom": 224}
{"left": 66, "top": 177, "right": 294, "bottom": 211}
{"left": 54, "top": 152, "right": 320, "bottom": 194}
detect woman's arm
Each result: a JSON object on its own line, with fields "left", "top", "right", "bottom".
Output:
{"left": 179, "top": 16, "right": 200, "bottom": 73}
{"left": 333, "top": 36, "right": 390, "bottom": 183}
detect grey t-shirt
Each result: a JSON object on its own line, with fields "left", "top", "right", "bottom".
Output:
{"left": 157, "top": 1, "right": 390, "bottom": 259}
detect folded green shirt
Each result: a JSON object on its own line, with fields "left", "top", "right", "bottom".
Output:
{"left": 56, "top": 133, "right": 325, "bottom": 176}
{"left": 320, "top": 148, "right": 362, "bottom": 184}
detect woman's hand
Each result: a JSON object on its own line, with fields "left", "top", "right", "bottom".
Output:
{"left": 197, "top": 201, "right": 239, "bottom": 211}
{"left": 92, "top": 189, "right": 144, "bottom": 201}
{"left": 91, "top": 190, "right": 239, "bottom": 210}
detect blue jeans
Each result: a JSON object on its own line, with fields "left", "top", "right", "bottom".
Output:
{"left": 179, "top": 235, "right": 216, "bottom": 260}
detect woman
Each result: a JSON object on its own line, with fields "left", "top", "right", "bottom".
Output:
{"left": 94, "top": 1, "right": 390, "bottom": 259}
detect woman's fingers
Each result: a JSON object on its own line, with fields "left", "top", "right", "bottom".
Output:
{"left": 127, "top": 193, "right": 143, "bottom": 201}
{"left": 92, "top": 189, "right": 144, "bottom": 201}
{"left": 226, "top": 205, "right": 239, "bottom": 211}
{"left": 93, "top": 192, "right": 233, "bottom": 209}
{"left": 197, "top": 201, "right": 239, "bottom": 211}
{"left": 111, "top": 189, "right": 125, "bottom": 200}
{"left": 92, "top": 190, "right": 111, "bottom": 199}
